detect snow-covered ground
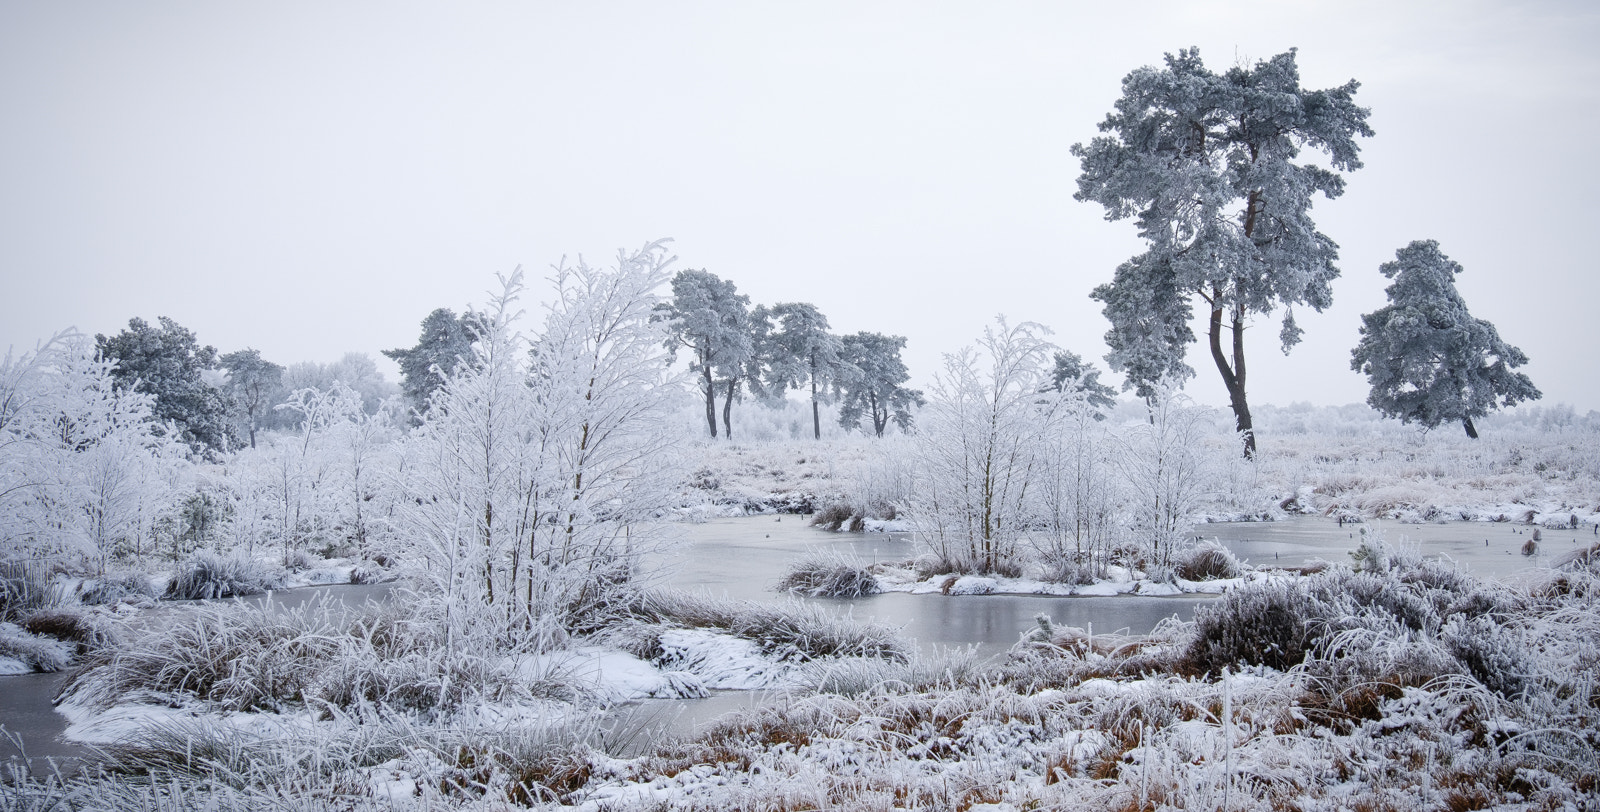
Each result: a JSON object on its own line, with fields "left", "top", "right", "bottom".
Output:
{"left": 5, "top": 411, "right": 1599, "bottom": 809}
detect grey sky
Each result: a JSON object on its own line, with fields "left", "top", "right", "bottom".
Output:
{"left": 3, "top": 1, "right": 1596, "bottom": 412}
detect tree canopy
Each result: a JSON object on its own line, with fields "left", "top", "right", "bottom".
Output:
{"left": 1073, "top": 48, "right": 1373, "bottom": 456}
{"left": 220, "top": 348, "right": 284, "bottom": 449}
{"left": 95, "top": 316, "right": 234, "bottom": 457}
{"left": 837, "top": 332, "right": 923, "bottom": 437}
{"left": 762, "top": 302, "right": 849, "bottom": 440}
{"left": 383, "top": 308, "right": 484, "bottom": 415}
{"left": 1351, "top": 240, "right": 1540, "bottom": 438}
{"left": 654, "top": 269, "right": 753, "bottom": 439}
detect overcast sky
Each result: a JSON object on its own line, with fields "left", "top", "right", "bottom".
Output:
{"left": 3, "top": 0, "right": 1596, "bottom": 413}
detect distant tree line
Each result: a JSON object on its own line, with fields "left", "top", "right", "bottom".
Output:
{"left": 650, "top": 270, "right": 925, "bottom": 440}
{"left": 91, "top": 316, "right": 397, "bottom": 459}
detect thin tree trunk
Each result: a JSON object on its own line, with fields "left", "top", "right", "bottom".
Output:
{"left": 700, "top": 343, "right": 717, "bottom": 438}
{"left": 1463, "top": 416, "right": 1479, "bottom": 439}
{"left": 809, "top": 352, "right": 821, "bottom": 440}
{"left": 1208, "top": 295, "right": 1256, "bottom": 459}
{"left": 722, "top": 378, "right": 737, "bottom": 440}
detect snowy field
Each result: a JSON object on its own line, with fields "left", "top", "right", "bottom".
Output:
{"left": 4, "top": 403, "right": 1599, "bottom": 809}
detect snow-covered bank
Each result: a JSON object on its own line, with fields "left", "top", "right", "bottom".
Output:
{"left": 872, "top": 563, "right": 1259, "bottom": 598}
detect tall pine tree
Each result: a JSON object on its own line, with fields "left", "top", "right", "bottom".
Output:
{"left": 1074, "top": 48, "right": 1373, "bottom": 456}
{"left": 1351, "top": 240, "right": 1540, "bottom": 438}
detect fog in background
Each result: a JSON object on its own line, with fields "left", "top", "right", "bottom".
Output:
{"left": 3, "top": 0, "right": 1596, "bottom": 411}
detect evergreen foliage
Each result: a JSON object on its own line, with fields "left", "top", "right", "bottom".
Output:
{"left": 219, "top": 348, "right": 283, "bottom": 449}
{"left": 836, "top": 331, "right": 923, "bottom": 437}
{"left": 1351, "top": 240, "right": 1541, "bottom": 438}
{"left": 95, "top": 316, "right": 235, "bottom": 456}
{"left": 1047, "top": 350, "right": 1116, "bottom": 418}
{"left": 1073, "top": 48, "right": 1373, "bottom": 456}
{"left": 382, "top": 307, "right": 484, "bottom": 416}
{"left": 762, "top": 302, "right": 849, "bottom": 440}
{"left": 654, "top": 269, "right": 754, "bottom": 440}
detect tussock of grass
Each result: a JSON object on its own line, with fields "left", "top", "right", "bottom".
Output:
{"left": 77, "top": 571, "right": 159, "bottom": 607}
{"left": 807, "top": 502, "right": 856, "bottom": 532}
{"left": 1175, "top": 541, "right": 1243, "bottom": 581}
{"left": 0, "top": 620, "right": 73, "bottom": 672}
{"left": 774, "top": 554, "right": 878, "bottom": 598}
{"left": 1035, "top": 552, "right": 1103, "bottom": 586}
{"left": 0, "top": 559, "right": 51, "bottom": 622}
{"left": 630, "top": 590, "right": 906, "bottom": 662}
{"left": 60, "top": 597, "right": 542, "bottom": 718}
{"left": 60, "top": 599, "right": 343, "bottom": 712}
{"left": 22, "top": 606, "right": 114, "bottom": 652}
{"left": 163, "top": 552, "right": 287, "bottom": 601}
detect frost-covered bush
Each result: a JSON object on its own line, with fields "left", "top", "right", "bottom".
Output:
{"left": 632, "top": 590, "right": 906, "bottom": 662}
{"left": 0, "top": 559, "right": 50, "bottom": 622}
{"left": 164, "top": 551, "right": 287, "bottom": 600}
{"left": 78, "top": 570, "right": 159, "bottom": 606}
{"left": 774, "top": 555, "right": 878, "bottom": 597}
{"left": 1174, "top": 540, "right": 1242, "bottom": 581}
{"left": 1187, "top": 579, "right": 1327, "bottom": 674}
{"left": 61, "top": 598, "right": 344, "bottom": 712}
{"left": 0, "top": 621, "right": 74, "bottom": 672}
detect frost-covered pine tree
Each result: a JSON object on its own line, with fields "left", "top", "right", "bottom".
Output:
{"left": 1074, "top": 48, "right": 1373, "bottom": 457}
{"left": 1350, "top": 240, "right": 1540, "bottom": 438}
{"left": 95, "top": 316, "right": 235, "bottom": 457}
{"left": 836, "top": 332, "right": 923, "bottom": 437}
{"left": 219, "top": 348, "right": 283, "bottom": 449}
{"left": 762, "top": 302, "right": 849, "bottom": 440}
{"left": 382, "top": 307, "right": 485, "bottom": 417}
{"left": 654, "top": 269, "right": 753, "bottom": 439}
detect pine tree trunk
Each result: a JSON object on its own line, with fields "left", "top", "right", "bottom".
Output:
{"left": 722, "top": 378, "right": 736, "bottom": 440}
{"left": 1208, "top": 298, "right": 1257, "bottom": 459}
{"left": 810, "top": 351, "right": 821, "bottom": 440}
{"left": 701, "top": 345, "right": 717, "bottom": 438}
{"left": 1463, "top": 416, "right": 1479, "bottom": 439}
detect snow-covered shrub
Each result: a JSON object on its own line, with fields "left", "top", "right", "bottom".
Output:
{"left": 398, "top": 246, "right": 684, "bottom": 657}
{"left": 164, "top": 551, "right": 287, "bottom": 600}
{"left": 77, "top": 569, "right": 158, "bottom": 606}
{"left": 0, "top": 621, "right": 73, "bottom": 672}
{"left": 21, "top": 606, "right": 113, "bottom": 652}
{"left": 1174, "top": 540, "right": 1242, "bottom": 581}
{"left": 774, "top": 554, "right": 878, "bottom": 598}
{"left": 908, "top": 318, "right": 1061, "bottom": 575}
{"left": 61, "top": 598, "right": 343, "bottom": 712}
{"left": 1186, "top": 578, "right": 1329, "bottom": 674}
{"left": 632, "top": 590, "right": 906, "bottom": 662}
{"left": 1112, "top": 387, "right": 1221, "bottom": 573}
{"left": 0, "top": 559, "right": 50, "bottom": 622}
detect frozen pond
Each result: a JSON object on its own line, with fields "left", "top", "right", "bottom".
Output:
{"left": 5, "top": 513, "right": 1573, "bottom": 769}
{"left": 1199, "top": 515, "right": 1582, "bottom": 581}
{"left": 648, "top": 516, "right": 1205, "bottom": 646}
{"left": 630, "top": 516, "right": 1209, "bottom": 740}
